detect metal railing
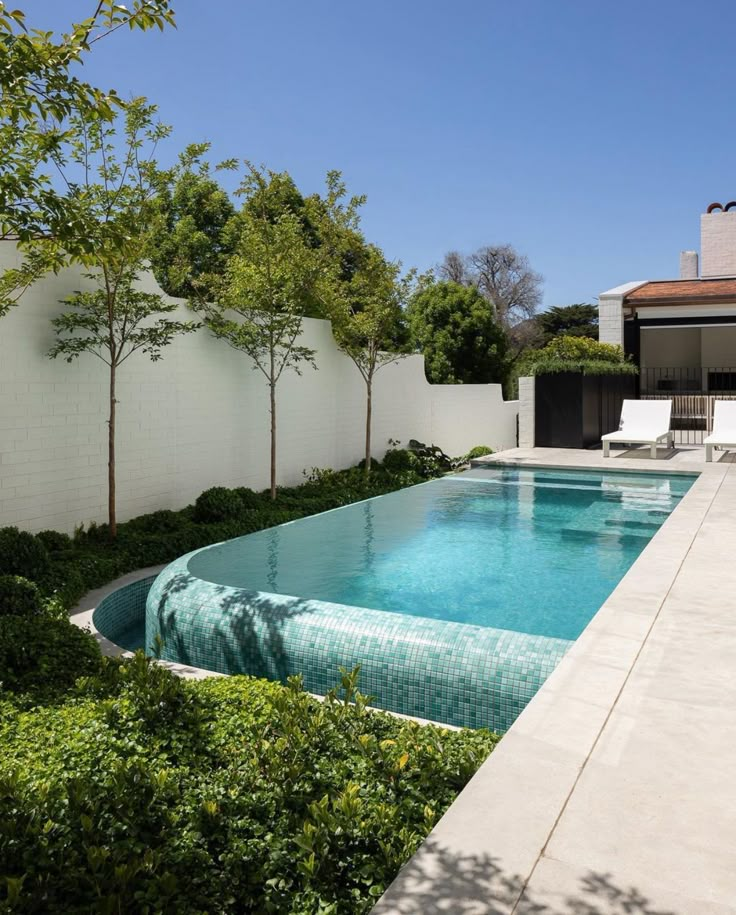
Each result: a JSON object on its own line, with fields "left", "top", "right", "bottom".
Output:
{"left": 640, "top": 368, "right": 736, "bottom": 443}
{"left": 640, "top": 367, "right": 736, "bottom": 395}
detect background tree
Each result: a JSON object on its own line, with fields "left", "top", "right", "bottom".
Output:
{"left": 407, "top": 279, "right": 508, "bottom": 385}
{"left": 0, "top": 2, "right": 176, "bottom": 313}
{"left": 536, "top": 303, "right": 598, "bottom": 342}
{"left": 147, "top": 144, "right": 237, "bottom": 300}
{"left": 48, "top": 101, "right": 198, "bottom": 539}
{"left": 439, "top": 243, "right": 543, "bottom": 328}
{"left": 327, "top": 245, "right": 413, "bottom": 474}
{"left": 196, "top": 164, "right": 332, "bottom": 500}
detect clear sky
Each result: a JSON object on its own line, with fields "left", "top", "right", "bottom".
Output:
{"left": 30, "top": 1, "right": 736, "bottom": 308}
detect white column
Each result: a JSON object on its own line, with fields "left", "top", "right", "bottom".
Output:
{"left": 518, "top": 376, "right": 535, "bottom": 448}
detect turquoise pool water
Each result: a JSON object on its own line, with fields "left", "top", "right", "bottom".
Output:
{"left": 187, "top": 466, "right": 695, "bottom": 642}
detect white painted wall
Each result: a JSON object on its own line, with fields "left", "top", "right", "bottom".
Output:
{"left": 0, "top": 249, "right": 518, "bottom": 532}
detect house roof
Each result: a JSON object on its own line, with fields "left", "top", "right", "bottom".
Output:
{"left": 624, "top": 277, "right": 736, "bottom": 307}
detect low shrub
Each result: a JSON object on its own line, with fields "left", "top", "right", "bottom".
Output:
{"left": 35, "top": 529, "right": 73, "bottom": 554}
{"left": 0, "top": 666, "right": 498, "bottom": 913}
{"left": 0, "top": 575, "right": 43, "bottom": 617}
{"left": 124, "top": 508, "right": 182, "bottom": 534}
{"left": 193, "top": 486, "right": 244, "bottom": 523}
{"left": 382, "top": 447, "right": 419, "bottom": 474}
{"left": 0, "top": 615, "right": 102, "bottom": 696}
{"left": 233, "top": 486, "right": 262, "bottom": 509}
{"left": 0, "top": 526, "right": 51, "bottom": 580}
{"left": 466, "top": 445, "right": 493, "bottom": 460}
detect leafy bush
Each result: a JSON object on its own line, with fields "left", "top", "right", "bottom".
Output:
{"left": 233, "top": 486, "right": 261, "bottom": 509}
{"left": 35, "top": 529, "right": 73, "bottom": 553}
{"left": 382, "top": 447, "right": 419, "bottom": 473}
{"left": 193, "top": 485, "right": 244, "bottom": 523}
{"left": 466, "top": 445, "right": 493, "bottom": 460}
{"left": 526, "top": 336, "right": 638, "bottom": 376}
{"left": 0, "top": 616, "right": 102, "bottom": 696}
{"left": 0, "top": 664, "right": 498, "bottom": 913}
{"left": 125, "top": 508, "right": 182, "bottom": 534}
{"left": 0, "top": 575, "right": 42, "bottom": 617}
{"left": 0, "top": 526, "right": 51, "bottom": 580}
{"left": 407, "top": 439, "right": 461, "bottom": 477}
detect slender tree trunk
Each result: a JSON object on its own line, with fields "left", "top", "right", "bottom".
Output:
{"left": 108, "top": 361, "right": 117, "bottom": 539}
{"left": 270, "top": 379, "right": 277, "bottom": 500}
{"left": 364, "top": 376, "right": 372, "bottom": 477}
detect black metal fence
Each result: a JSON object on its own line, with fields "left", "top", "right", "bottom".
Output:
{"left": 640, "top": 367, "right": 736, "bottom": 395}
{"left": 640, "top": 372, "right": 736, "bottom": 444}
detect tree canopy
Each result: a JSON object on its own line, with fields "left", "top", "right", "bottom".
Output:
{"left": 0, "top": 1, "right": 176, "bottom": 313}
{"left": 407, "top": 280, "right": 508, "bottom": 385}
{"left": 537, "top": 303, "right": 598, "bottom": 342}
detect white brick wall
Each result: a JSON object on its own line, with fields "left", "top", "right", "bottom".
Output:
{"left": 518, "top": 376, "right": 535, "bottom": 448}
{"left": 701, "top": 212, "right": 736, "bottom": 277}
{"left": 598, "top": 297, "right": 624, "bottom": 347}
{"left": 0, "top": 252, "right": 518, "bottom": 533}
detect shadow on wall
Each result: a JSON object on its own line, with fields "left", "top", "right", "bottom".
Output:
{"left": 374, "top": 838, "right": 678, "bottom": 915}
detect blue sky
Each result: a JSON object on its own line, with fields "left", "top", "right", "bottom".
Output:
{"left": 32, "top": 1, "right": 736, "bottom": 308}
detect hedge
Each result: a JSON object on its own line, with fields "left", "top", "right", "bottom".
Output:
{"left": 0, "top": 460, "right": 501, "bottom": 913}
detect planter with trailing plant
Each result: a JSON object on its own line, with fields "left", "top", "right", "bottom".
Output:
{"left": 528, "top": 337, "right": 638, "bottom": 449}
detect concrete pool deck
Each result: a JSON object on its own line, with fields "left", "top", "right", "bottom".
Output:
{"left": 375, "top": 445, "right": 736, "bottom": 915}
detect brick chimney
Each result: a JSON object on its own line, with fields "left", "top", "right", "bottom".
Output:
{"left": 679, "top": 250, "right": 698, "bottom": 278}
{"left": 701, "top": 202, "right": 736, "bottom": 277}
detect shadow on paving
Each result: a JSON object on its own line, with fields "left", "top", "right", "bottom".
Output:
{"left": 375, "top": 838, "right": 679, "bottom": 915}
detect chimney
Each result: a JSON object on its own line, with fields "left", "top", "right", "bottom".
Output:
{"left": 680, "top": 250, "right": 698, "bottom": 279}
{"left": 701, "top": 202, "right": 736, "bottom": 277}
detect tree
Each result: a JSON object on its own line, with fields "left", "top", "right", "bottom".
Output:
{"left": 0, "top": 2, "right": 176, "bottom": 313}
{"left": 147, "top": 144, "right": 237, "bottom": 300}
{"left": 196, "top": 164, "right": 330, "bottom": 500}
{"left": 537, "top": 303, "right": 598, "bottom": 342}
{"left": 407, "top": 279, "right": 508, "bottom": 385}
{"left": 50, "top": 274, "right": 198, "bottom": 537}
{"left": 439, "top": 244, "right": 543, "bottom": 328}
{"left": 48, "top": 101, "right": 198, "bottom": 539}
{"left": 327, "top": 245, "right": 413, "bottom": 474}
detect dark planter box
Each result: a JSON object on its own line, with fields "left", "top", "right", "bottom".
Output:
{"left": 534, "top": 372, "right": 637, "bottom": 449}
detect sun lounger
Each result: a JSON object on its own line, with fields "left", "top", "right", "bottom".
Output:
{"left": 704, "top": 400, "right": 736, "bottom": 462}
{"left": 601, "top": 399, "right": 673, "bottom": 459}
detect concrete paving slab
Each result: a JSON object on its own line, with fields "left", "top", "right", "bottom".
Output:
{"left": 375, "top": 447, "right": 736, "bottom": 915}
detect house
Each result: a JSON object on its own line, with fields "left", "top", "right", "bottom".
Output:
{"left": 599, "top": 203, "right": 736, "bottom": 396}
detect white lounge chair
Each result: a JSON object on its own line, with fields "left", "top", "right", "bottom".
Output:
{"left": 704, "top": 400, "right": 736, "bottom": 462}
{"left": 601, "top": 399, "right": 673, "bottom": 459}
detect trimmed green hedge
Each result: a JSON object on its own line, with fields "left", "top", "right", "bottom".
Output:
{"left": 0, "top": 461, "right": 500, "bottom": 912}
{"left": 0, "top": 660, "right": 498, "bottom": 913}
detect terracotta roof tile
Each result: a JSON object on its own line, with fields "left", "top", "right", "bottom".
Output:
{"left": 625, "top": 278, "right": 736, "bottom": 305}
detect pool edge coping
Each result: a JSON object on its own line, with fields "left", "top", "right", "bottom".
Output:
{"left": 372, "top": 450, "right": 733, "bottom": 914}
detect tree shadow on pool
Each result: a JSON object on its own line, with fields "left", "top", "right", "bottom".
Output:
{"left": 375, "top": 838, "right": 679, "bottom": 914}
{"left": 152, "top": 571, "right": 319, "bottom": 683}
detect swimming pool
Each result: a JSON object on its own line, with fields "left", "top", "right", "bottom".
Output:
{"left": 101, "top": 466, "right": 695, "bottom": 730}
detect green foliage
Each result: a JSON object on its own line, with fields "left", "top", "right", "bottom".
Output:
{"left": 536, "top": 303, "right": 598, "bottom": 342}
{"left": 0, "top": 526, "right": 50, "bottom": 580}
{"left": 193, "top": 486, "right": 246, "bottom": 523}
{"left": 408, "top": 279, "right": 509, "bottom": 384}
{"left": 147, "top": 143, "right": 238, "bottom": 299}
{"left": 50, "top": 273, "right": 200, "bottom": 366}
{"left": 35, "top": 529, "right": 73, "bottom": 554}
{"left": 0, "top": 664, "right": 498, "bottom": 913}
{"left": 0, "top": 615, "right": 102, "bottom": 697}
{"left": 0, "top": 576, "right": 42, "bottom": 617}
{"left": 466, "top": 445, "right": 494, "bottom": 459}
{"left": 382, "top": 448, "right": 420, "bottom": 474}
{"left": 524, "top": 335, "right": 638, "bottom": 376}
{"left": 0, "top": 2, "right": 176, "bottom": 313}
